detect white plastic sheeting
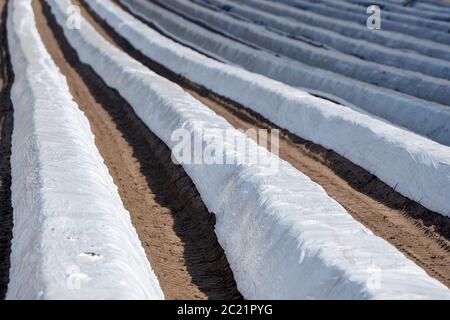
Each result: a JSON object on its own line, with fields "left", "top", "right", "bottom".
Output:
{"left": 95, "top": 0, "right": 450, "bottom": 217}
{"left": 161, "top": 0, "right": 450, "bottom": 106}
{"left": 6, "top": 0, "right": 164, "bottom": 300}
{"left": 224, "top": 0, "right": 450, "bottom": 61}
{"left": 340, "top": 0, "right": 450, "bottom": 21}
{"left": 49, "top": 0, "right": 450, "bottom": 299}
{"left": 121, "top": 0, "right": 450, "bottom": 147}
{"left": 312, "top": 0, "right": 450, "bottom": 31}
{"left": 410, "top": 0, "right": 450, "bottom": 14}
{"left": 199, "top": 0, "right": 450, "bottom": 81}
{"left": 277, "top": 0, "right": 450, "bottom": 45}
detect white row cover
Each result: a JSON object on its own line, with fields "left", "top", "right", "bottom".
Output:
{"left": 313, "top": 0, "right": 450, "bottom": 31}
{"left": 201, "top": 0, "right": 450, "bottom": 81}
{"left": 162, "top": 0, "right": 450, "bottom": 106}
{"left": 50, "top": 0, "right": 450, "bottom": 299}
{"left": 224, "top": 0, "right": 450, "bottom": 61}
{"left": 6, "top": 0, "right": 164, "bottom": 300}
{"left": 410, "top": 0, "right": 450, "bottom": 14}
{"left": 277, "top": 0, "right": 450, "bottom": 45}
{"left": 117, "top": 0, "right": 450, "bottom": 217}
{"left": 340, "top": 0, "right": 450, "bottom": 21}
{"left": 121, "top": 0, "right": 450, "bottom": 147}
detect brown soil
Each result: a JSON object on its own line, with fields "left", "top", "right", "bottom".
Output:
{"left": 0, "top": 0, "right": 14, "bottom": 300}
{"left": 81, "top": 0, "right": 450, "bottom": 287}
{"left": 34, "top": 0, "right": 241, "bottom": 300}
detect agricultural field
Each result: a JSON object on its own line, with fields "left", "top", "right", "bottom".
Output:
{"left": 0, "top": 0, "right": 450, "bottom": 301}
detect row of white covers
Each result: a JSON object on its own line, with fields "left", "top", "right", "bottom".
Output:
{"left": 6, "top": 0, "right": 164, "bottom": 299}
{"left": 50, "top": 0, "right": 450, "bottom": 299}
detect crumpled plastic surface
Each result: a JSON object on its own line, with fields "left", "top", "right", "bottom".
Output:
{"left": 50, "top": 0, "right": 450, "bottom": 299}
{"left": 7, "top": 0, "right": 163, "bottom": 300}
{"left": 96, "top": 0, "right": 450, "bottom": 217}
{"left": 121, "top": 0, "right": 450, "bottom": 147}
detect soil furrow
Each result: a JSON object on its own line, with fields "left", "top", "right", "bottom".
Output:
{"left": 81, "top": 0, "right": 450, "bottom": 288}
{"left": 0, "top": 0, "right": 14, "bottom": 300}
{"left": 34, "top": 0, "right": 241, "bottom": 300}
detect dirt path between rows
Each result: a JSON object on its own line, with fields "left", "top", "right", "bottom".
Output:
{"left": 82, "top": 0, "right": 450, "bottom": 288}
{"left": 34, "top": 0, "right": 241, "bottom": 300}
{"left": 0, "top": 0, "right": 14, "bottom": 300}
